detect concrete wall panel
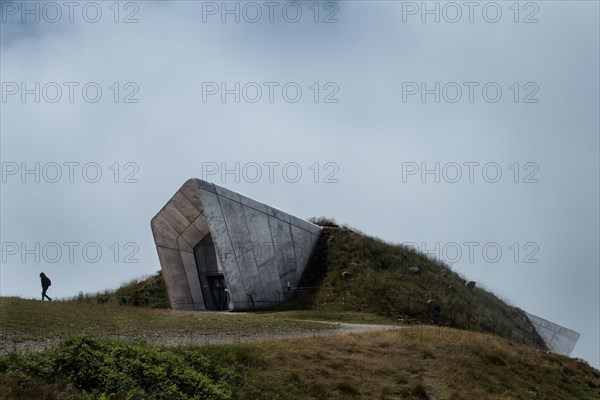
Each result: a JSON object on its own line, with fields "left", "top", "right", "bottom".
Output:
{"left": 192, "top": 215, "right": 210, "bottom": 237}
{"left": 268, "top": 215, "right": 297, "bottom": 292}
{"left": 197, "top": 189, "right": 247, "bottom": 304}
{"left": 152, "top": 179, "right": 322, "bottom": 311}
{"left": 267, "top": 205, "right": 291, "bottom": 223}
{"left": 180, "top": 250, "right": 205, "bottom": 310}
{"left": 215, "top": 185, "right": 242, "bottom": 203}
{"left": 219, "top": 197, "right": 265, "bottom": 297}
{"left": 192, "top": 178, "right": 216, "bottom": 193}
{"left": 180, "top": 179, "right": 205, "bottom": 210}
{"left": 162, "top": 203, "right": 190, "bottom": 235}
{"left": 156, "top": 246, "right": 194, "bottom": 310}
{"left": 525, "top": 312, "right": 580, "bottom": 356}
{"left": 151, "top": 214, "right": 179, "bottom": 249}
{"left": 171, "top": 190, "right": 201, "bottom": 223}
{"left": 180, "top": 223, "right": 204, "bottom": 250}
{"left": 291, "top": 225, "right": 319, "bottom": 283}
{"left": 242, "top": 206, "right": 282, "bottom": 298}
{"left": 177, "top": 235, "right": 192, "bottom": 252}
{"left": 240, "top": 195, "right": 268, "bottom": 214}
{"left": 289, "top": 214, "right": 322, "bottom": 236}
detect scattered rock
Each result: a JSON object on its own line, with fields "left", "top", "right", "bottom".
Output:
{"left": 465, "top": 281, "right": 476, "bottom": 289}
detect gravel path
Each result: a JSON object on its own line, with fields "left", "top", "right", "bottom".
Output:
{"left": 155, "top": 321, "right": 400, "bottom": 347}
{"left": 0, "top": 321, "right": 400, "bottom": 354}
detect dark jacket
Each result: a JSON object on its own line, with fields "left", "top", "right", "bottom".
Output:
{"left": 41, "top": 275, "right": 51, "bottom": 289}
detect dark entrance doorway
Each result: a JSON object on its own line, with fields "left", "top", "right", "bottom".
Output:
{"left": 194, "top": 234, "right": 229, "bottom": 310}
{"left": 206, "top": 275, "right": 228, "bottom": 310}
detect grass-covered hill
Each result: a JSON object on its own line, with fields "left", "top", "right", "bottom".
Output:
{"left": 79, "top": 218, "right": 544, "bottom": 348}
{"left": 1, "top": 218, "right": 598, "bottom": 399}
{"left": 71, "top": 272, "right": 169, "bottom": 309}
{"left": 5, "top": 219, "right": 600, "bottom": 400}
{"left": 300, "top": 218, "right": 546, "bottom": 348}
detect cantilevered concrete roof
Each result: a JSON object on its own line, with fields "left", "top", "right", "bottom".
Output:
{"left": 151, "top": 179, "right": 321, "bottom": 311}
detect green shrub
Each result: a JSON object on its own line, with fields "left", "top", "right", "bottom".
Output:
{"left": 0, "top": 335, "right": 231, "bottom": 400}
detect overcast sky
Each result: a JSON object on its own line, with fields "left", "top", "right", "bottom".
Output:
{"left": 1, "top": 1, "right": 598, "bottom": 368}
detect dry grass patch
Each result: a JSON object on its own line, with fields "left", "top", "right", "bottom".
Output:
{"left": 232, "top": 326, "right": 599, "bottom": 400}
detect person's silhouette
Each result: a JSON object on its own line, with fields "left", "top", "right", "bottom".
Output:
{"left": 40, "top": 272, "right": 52, "bottom": 301}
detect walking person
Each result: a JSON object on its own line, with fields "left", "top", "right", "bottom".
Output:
{"left": 40, "top": 272, "right": 52, "bottom": 301}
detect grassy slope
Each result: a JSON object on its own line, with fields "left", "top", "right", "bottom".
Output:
{"left": 2, "top": 219, "right": 597, "bottom": 398}
{"left": 69, "top": 272, "right": 169, "bottom": 309}
{"left": 1, "top": 327, "right": 598, "bottom": 400}
{"left": 301, "top": 219, "right": 546, "bottom": 348}
{"left": 0, "top": 297, "right": 333, "bottom": 349}
{"left": 236, "top": 327, "right": 599, "bottom": 400}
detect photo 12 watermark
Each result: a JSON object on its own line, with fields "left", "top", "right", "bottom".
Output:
{"left": 201, "top": 81, "right": 339, "bottom": 104}
{"left": 1, "top": 162, "right": 140, "bottom": 184}
{"left": 2, "top": 241, "right": 140, "bottom": 264}
{"left": 213, "top": 239, "right": 541, "bottom": 266}
{"left": 1, "top": 82, "right": 140, "bottom": 104}
{"left": 211, "top": 240, "right": 300, "bottom": 266}
{"left": 1, "top": 1, "right": 140, "bottom": 24}
{"left": 201, "top": 161, "right": 340, "bottom": 184}
{"left": 401, "top": 162, "right": 539, "bottom": 184}
{"left": 401, "top": 82, "right": 539, "bottom": 104}
{"left": 200, "top": 1, "right": 340, "bottom": 24}
{"left": 403, "top": 241, "right": 540, "bottom": 265}
{"left": 399, "top": 1, "right": 540, "bottom": 24}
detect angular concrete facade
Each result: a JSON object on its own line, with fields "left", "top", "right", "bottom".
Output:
{"left": 151, "top": 179, "right": 322, "bottom": 311}
{"left": 525, "top": 312, "right": 580, "bottom": 356}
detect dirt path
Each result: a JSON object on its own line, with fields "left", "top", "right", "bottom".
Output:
{"left": 0, "top": 321, "right": 401, "bottom": 354}
{"left": 155, "top": 321, "right": 400, "bottom": 347}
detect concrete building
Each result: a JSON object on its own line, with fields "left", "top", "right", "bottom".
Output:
{"left": 524, "top": 312, "right": 580, "bottom": 356}
{"left": 150, "top": 179, "right": 580, "bottom": 356}
{"left": 151, "top": 178, "right": 322, "bottom": 311}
